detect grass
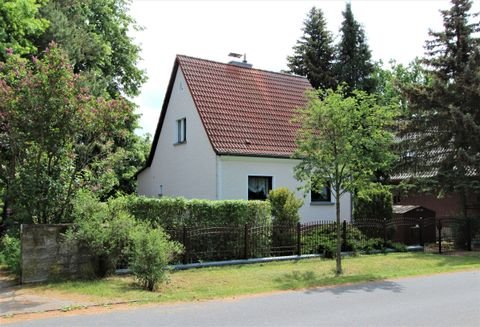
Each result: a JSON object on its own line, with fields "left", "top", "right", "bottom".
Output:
{"left": 24, "top": 252, "right": 480, "bottom": 305}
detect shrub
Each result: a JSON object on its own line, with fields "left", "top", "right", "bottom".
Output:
{"left": 354, "top": 185, "right": 393, "bottom": 220}
{"left": 301, "top": 223, "right": 385, "bottom": 256}
{"left": 268, "top": 188, "right": 303, "bottom": 255}
{"left": 268, "top": 188, "right": 303, "bottom": 225}
{"left": 130, "top": 223, "right": 183, "bottom": 291}
{"left": 113, "top": 196, "right": 272, "bottom": 227}
{"left": 0, "top": 234, "right": 21, "bottom": 276}
{"left": 388, "top": 241, "right": 407, "bottom": 252}
{"left": 66, "top": 191, "right": 137, "bottom": 277}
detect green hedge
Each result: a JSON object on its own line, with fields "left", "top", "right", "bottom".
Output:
{"left": 354, "top": 185, "right": 393, "bottom": 221}
{"left": 111, "top": 195, "right": 272, "bottom": 228}
{"left": 109, "top": 196, "right": 272, "bottom": 263}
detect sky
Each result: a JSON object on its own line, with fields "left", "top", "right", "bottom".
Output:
{"left": 128, "top": 0, "right": 479, "bottom": 136}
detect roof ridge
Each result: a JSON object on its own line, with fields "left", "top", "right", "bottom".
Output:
{"left": 176, "top": 54, "right": 310, "bottom": 82}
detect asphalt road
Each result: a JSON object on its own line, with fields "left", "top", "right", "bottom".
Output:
{"left": 8, "top": 270, "right": 480, "bottom": 327}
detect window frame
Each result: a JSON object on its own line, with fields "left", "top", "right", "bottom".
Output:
{"left": 247, "top": 175, "right": 273, "bottom": 201}
{"left": 176, "top": 117, "right": 186, "bottom": 144}
{"left": 310, "top": 183, "right": 332, "bottom": 204}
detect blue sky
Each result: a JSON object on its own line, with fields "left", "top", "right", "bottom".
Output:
{"left": 128, "top": 0, "right": 479, "bottom": 136}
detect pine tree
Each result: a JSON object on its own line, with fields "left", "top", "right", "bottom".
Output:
{"left": 400, "top": 0, "right": 480, "bottom": 216}
{"left": 287, "top": 7, "right": 336, "bottom": 90}
{"left": 335, "top": 3, "right": 375, "bottom": 93}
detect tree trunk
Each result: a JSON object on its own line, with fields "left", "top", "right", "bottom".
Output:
{"left": 335, "top": 193, "right": 342, "bottom": 275}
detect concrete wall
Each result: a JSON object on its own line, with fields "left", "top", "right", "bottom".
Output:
{"left": 218, "top": 155, "right": 352, "bottom": 222}
{"left": 137, "top": 67, "right": 217, "bottom": 199}
{"left": 21, "top": 224, "right": 94, "bottom": 284}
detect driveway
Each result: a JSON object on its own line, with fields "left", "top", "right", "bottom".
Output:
{"left": 4, "top": 270, "right": 480, "bottom": 326}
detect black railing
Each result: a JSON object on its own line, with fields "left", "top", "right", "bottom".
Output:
{"left": 164, "top": 217, "right": 478, "bottom": 264}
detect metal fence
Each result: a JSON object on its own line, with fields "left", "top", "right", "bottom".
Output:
{"left": 165, "top": 217, "right": 479, "bottom": 264}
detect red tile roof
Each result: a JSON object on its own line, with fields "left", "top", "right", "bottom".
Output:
{"left": 141, "top": 55, "right": 312, "bottom": 172}
{"left": 178, "top": 55, "right": 312, "bottom": 157}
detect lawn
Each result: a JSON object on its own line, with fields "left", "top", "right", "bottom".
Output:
{"left": 24, "top": 252, "right": 480, "bottom": 305}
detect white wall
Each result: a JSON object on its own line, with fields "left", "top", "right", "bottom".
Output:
{"left": 137, "top": 67, "right": 217, "bottom": 199}
{"left": 218, "top": 156, "right": 352, "bottom": 222}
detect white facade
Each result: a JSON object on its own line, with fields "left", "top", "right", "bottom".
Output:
{"left": 137, "top": 68, "right": 352, "bottom": 222}
{"left": 218, "top": 155, "right": 351, "bottom": 222}
{"left": 137, "top": 67, "right": 217, "bottom": 199}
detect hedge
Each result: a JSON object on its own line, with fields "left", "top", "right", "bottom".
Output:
{"left": 108, "top": 196, "right": 272, "bottom": 263}
{"left": 111, "top": 196, "right": 272, "bottom": 228}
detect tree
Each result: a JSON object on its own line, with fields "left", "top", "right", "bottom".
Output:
{"left": 0, "top": 0, "right": 49, "bottom": 61}
{"left": 293, "top": 87, "right": 397, "bottom": 274}
{"left": 287, "top": 7, "right": 336, "bottom": 90}
{"left": 335, "top": 3, "right": 375, "bottom": 93}
{"left": 35, "top": 0, "right": 146, "bottom": 98}
{"left": 35, "top": 0, "right": 148, "bottom": 198}
{"left": 0, "top": 44, "right": 135, "bottom": 224}
{"left": 399, "top": 0, "right": 480, "bottom": 216}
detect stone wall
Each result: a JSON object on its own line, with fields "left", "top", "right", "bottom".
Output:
{"left": 21, "top": 224, "right": 95, "bottom": 284}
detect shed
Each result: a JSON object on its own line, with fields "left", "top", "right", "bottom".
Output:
{"left": 392, "top": 205, "right": 436, "bottom": 245}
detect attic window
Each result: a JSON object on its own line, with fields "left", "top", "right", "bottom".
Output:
{"left": 176, "top": 118, "right": 186, "bottom": 144}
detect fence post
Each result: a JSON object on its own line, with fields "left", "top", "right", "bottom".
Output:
{"left": 383, "top": 218, "right": 387, "bottom": 248}
{"left": 342, "top": 220, "right": 347, "bottom": 252}
{"left": 437, "top": 220, "right": 442, "bottom": 254}
{"left": 419, "top": 217, "right": 424, "bottom": 247}
{"left": 182, "top": 225, "right": 188, "bottom": 264}
{"left": 244, "top": 224, "right": 249, "bottom": 259}
{"left": 297, "top": 222, "right": 301, "bottom": 256}
{"left": 466, "top": 217, "right": 472, "bottom": 251}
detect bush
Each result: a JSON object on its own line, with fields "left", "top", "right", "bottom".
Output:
{"left": 130, "top": 223, "right": 183, "bottom": 291}
{"left": 354, "top": 185, "right": 393, "bottom": 220}
{"left": 301, "top": 224, "right": 385, "bottom": 256}
{"left": 0, "top": 234, "right": 21, "bottom": 276}
{"left": 66, "top": 191, "right": 137, "bottom": 277}
{"left": 112, "top": 196, "right": 272, "bottom": 228}
{"left": 268, "top": 188, "right": 303, "bottom": 225}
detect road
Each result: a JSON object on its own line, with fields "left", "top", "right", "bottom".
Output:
{"left": 8, "top": 270, "right": 480, "bottom": 327}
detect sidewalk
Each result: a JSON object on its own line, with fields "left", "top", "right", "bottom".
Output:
{"left": 0, "top": 275, "right": 94, "bottom": 316}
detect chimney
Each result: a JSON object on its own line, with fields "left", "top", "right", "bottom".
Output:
{"left": 228, "top": 52, "right": 252, "bottom": 68}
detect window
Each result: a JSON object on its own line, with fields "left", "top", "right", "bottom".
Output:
{"left": 311, "top": 183, "right": 331, "bottom": 203}
{"left": 176, "top": 118, "right": 186, "bottom": 143}
{"left": 248, "top": 176, "right": 272, "bottom": 200}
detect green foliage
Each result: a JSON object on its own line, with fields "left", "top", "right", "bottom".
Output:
{"left": 301, "top": 224, "right": 385, "bottom": 257}
{"left": 0, "top": 234, "right": 21, "bottom": 276}
{"left": 294, "top": 87, "right": 397, "bottom": 273}
{"left": 335, "top": 3, "right": 375, "bottom": 94}
{"left": 399, "top": 0, "right": 480, "bottom": 205}
{"left": 129, "top": 223, "right": 183, "bottom": 291}
{"left": 0, "top": 44, "right": 137, "bottom": 224}
{"left": 0, "top": 0, "right": 49, "bottom": 61}
{"left": 115, "top": 196, "right": 272, "bottom": 228}
{"left": 389, "top": 242, "right": 407, "bottom": 252}
{"left": 35, "top": 0, "right": 146, "bottom": 98}
{"left": 109, "top": 196, "right": 272, "bottom": 262}
{"left": 287, "top": 7, "right": 336, "bottom": 90}
{"left": 66, "top": 191, "right": 137, "bottom": 277}
{"left": 294, "top": 87, "right": 398, "bottom": 201}
{"left": 268, "top": 188, "right": 303, "bottom": 225}
{"left": 354, "top": 185, "right": 393, "bottom": 220}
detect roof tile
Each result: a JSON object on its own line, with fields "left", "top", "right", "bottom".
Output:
{"left": 177, "top": 55, "right": 312, "bottom": 157}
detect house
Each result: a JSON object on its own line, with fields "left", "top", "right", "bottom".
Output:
{"left": 137, "top": 55, "right": 352, "bottom": 222}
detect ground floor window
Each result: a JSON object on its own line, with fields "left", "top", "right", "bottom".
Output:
{"left": 248, "top": 176, "right": 272, "bottom": 200}
{"left": 311, "top": 183, "right": 331, "bottom": 203}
